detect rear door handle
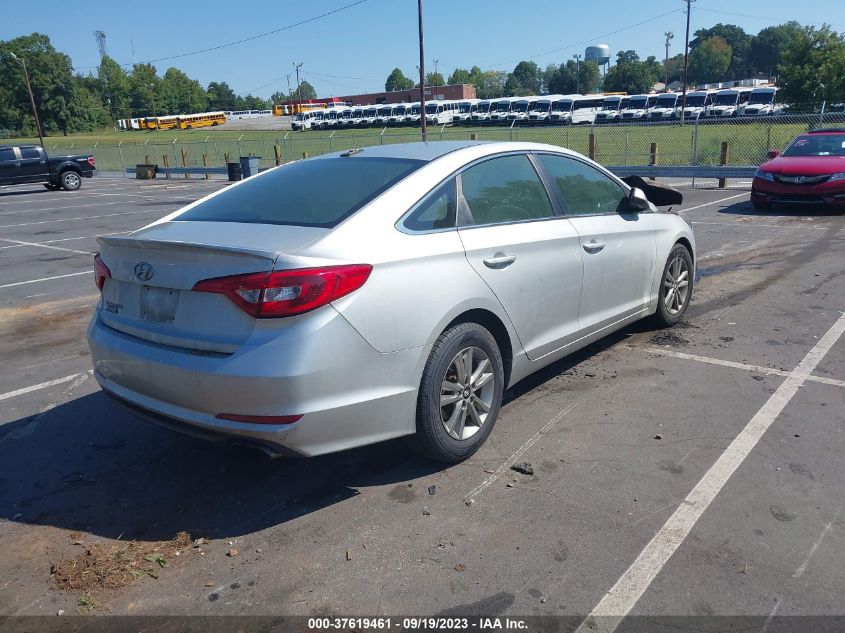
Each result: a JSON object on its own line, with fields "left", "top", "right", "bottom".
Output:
{"left": 583, "top": 240, "right": 606, "bottom": 253}
{"left": 483, "top": 254, "right": 517, "bottom": 268}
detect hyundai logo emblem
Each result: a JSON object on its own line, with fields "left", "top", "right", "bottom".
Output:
{"left": 134, "top": 262, "right": 154, "bottom": 281}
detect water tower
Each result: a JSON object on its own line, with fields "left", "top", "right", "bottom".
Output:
{"left": 585, "top": 44, "right": 611, "bottom": 75}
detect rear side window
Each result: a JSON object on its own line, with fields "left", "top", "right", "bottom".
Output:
{"left": 459, "top": 155, "right": 555, "bottom": 225}
{"left": 0, "top": 148, "right": 15, "bottom": 162}
{"left": 20, "top": 147, "right": 41, "bottom": 159}
{"left": 403, "top": 179, "right": 457, "bottom": 231}
{"left": 179, "top": 157, "right": 423, "bottom": 228}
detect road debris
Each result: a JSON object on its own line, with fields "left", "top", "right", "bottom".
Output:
{"left": 654, "top": 434, "right": 663, "bottom": 440}
{"left": 428, "top": 485, "right": 437, "bottom": 495}
{"left": 511, "top": 462, "right": 535, "bottom": 476}
{"left": 346, "top": 549, "right": 353, "bottom": 561}
{"left": 226, "top": 548, "right": 239, "bottom": 558}
{"left": 422, "top": 507, "right": 431, "bottom": 516}
{"left": 454, "top": 564, "right": 465, "bottom": 572}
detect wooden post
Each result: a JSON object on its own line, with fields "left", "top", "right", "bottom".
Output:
{"left": 302, "top": 152, "right": 309, "bottom": 159}
{"left": 588, "top": 133, "right": 596, "bottom": 161}
{"left": 224, "top": 152, "right": 230, "bottom": 165}
{"left": 274, "top": 145, "right": 282, "bottom": 166}
{"left": 181, "top": 148, "right": 189, "bottom": 179}
{"left": 649, "top": 142, "right": 658, "bottom": 181}
{"left": 162, "top": 154, "right": 170, "bottom": 179}
{"left": 202, "top": 153, "right": 209, "bottom": 180}
{"left": 469, "top": 133, "right": 477, "bottom": 141}
{"left": 144, "top": 154, "right": 151, "bottom": 165}
{"left": 718, "top": 141, "right": 730, "bottom": 189}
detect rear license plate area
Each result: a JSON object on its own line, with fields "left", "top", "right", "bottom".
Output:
{"left": 140, "top": 286, "right": 180, "bottom": 323}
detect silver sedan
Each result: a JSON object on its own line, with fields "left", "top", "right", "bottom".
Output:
{"left": 88, "top": 141, "right": 695, "bottom": 462}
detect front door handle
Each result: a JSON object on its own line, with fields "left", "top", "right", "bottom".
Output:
{"left": 483, "top": 254, "right": 517, "bottom": 268}
{"left": 583, "top": 240, "right": 606, "bottom": 253}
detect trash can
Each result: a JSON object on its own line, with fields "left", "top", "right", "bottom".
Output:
{"left": 227, "top": 162, "right": 243, "bottom": 182}
{"left": 135, "top": 164, "right": 157, "bottom": 180}
{"left": 240, "top": 156, "right": 261, "bottom": 178}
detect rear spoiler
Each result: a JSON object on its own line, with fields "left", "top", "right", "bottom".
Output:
{"left": 621, "top": 176, "right": 684, "bottom": 206}
{"left": 97, "top": 235, "right": 279, "bottom": 262}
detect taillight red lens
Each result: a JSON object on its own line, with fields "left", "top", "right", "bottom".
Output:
{"left": 87, "top": 157, "right": 97, "bottom": 167}
{"left": 192, "top": 264, "right": 372, "bottom": 318}
{"left": 94, "top": 253, "right": 111, "bottom": 291}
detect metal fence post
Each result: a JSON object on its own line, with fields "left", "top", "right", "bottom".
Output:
{"left": 819, "top": 100, "right": 826, "bottom": 127}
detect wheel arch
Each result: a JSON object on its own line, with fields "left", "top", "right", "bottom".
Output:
{"left": 674, "top": 236, "right": 694, "bottom": 265}
{"left": 444, "top": 308, "right": 514, "bottom": 388}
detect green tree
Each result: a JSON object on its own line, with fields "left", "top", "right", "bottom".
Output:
{"left": 603, "top": 51, "right": 658, "bottom": 94}
{"left": 97, "top": 55, "right": 131, "bottom": 120}
{"left": 688, "top": 37, "right": 732, "bottom": 84}
{"left": 385, "top": 67, "right": 414, "bottom": 92}
{"left": 778, "top": 24, "right": 845, "bottom": 105}
{"left": 690, "top": 23, "right": 751, "bottom": 79}
{"left": 579, "top": 61, "right": 600, "bottom": 94}
{"left": 206, "top": 81, "right": 239, "bottom": 111}
{"left": 750, "top": 22, "right": 802, "bottom": 79}
{"left": 160, "top": 67, "right": 206, "bottom": 115}
{"left": 0, "top": 33, "right": 78, "bottom": 136}
{"left": 242, "top": 94, "right": 268, "bottom": 110}
{"left": 297, "top": 80, "right": 317, "bottom": 100}
{"left": 511, "top": 60, "right": 541, "bottom": 94}
{"left": 447, "top": 67, "right": 472, "bottom": 85}
{"left": 425, "top": 72, "right": 445, "bottom": 87}
{"left": 475, "top": 70, "right": 507, "bottom": 98}
{"left": 129, "top": 63, "right": 161, "bottom": 116}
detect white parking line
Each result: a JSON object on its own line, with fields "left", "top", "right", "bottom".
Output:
{"left": 0, "top": 370, "right": 93, "bottom": 402}
{"left": 792, "top": 508, "right": 840, "bottom": 578}
{"left": 0, "top": 208, "right": 161, "bottom": 229}
{"left": 677, "top": 192, "right": 748, "bottom": 215}
{"left": 0, "top": 238, "right": 93, "bottom": 256}
{"left": 638, "top": 346, "right": 845, "bottom": 389}
{"left": 0, "top": 231, "right": 128, "bottom": 251}
{"left": 0, "top": 271, "right": 90, "bottom": 289}
{"left": 577, "top": 311, "right": 845, "bottom": 632}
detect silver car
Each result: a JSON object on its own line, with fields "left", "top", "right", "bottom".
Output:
{"left": 88, "top": 141, "right": 695, "bottom": 462}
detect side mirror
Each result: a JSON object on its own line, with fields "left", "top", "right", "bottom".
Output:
{"left": 627, "top": 187, "right": 650, "bottom": 212}
{"left": 767, "top": 149, "right": 781, "bottom": 159}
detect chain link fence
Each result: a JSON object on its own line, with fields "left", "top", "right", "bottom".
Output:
{"left": 31, "top": 107, "right": 845, "bottom": 185}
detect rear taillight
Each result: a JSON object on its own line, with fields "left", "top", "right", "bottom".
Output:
{"left": 87, "top": 157, "right": 96, "bottom": 167}
{"left": 192, "top": 264, "right": 372, "bottom": 318}
{"left": 94, "top": 253, "right": 111, "bottom": 291}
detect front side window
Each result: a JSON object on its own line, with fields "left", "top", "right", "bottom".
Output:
{"left": 20, "top": 147, "right": 41, "bottom": 159}
{"left": 403, "top": 179, "right": 457, "bottom": 231}
{"left": 460, "top": 155, "right": 555, "bottom": 226}
{"left": 537, "top": 154, "right": 628, "bottom": 216}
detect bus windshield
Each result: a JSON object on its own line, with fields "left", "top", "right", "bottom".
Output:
{"left": 655, "top": 96, "right": 678, "bottom": 108}
{"left": 601, "top": 99, "right": 621, "bottom": 111}
{"left": 553, "top": 101, "right": 574, "bottom": 112}
{"left": 530, "top": 102, "right": 549, "bottom": 112}
{"left": 410, "top": 106, "right": 421, "bottom": 114}
{"left": 459, "top": 103, "right": 473, "bottom": 113}
{"left": 513, "top": 102, "right": 529, "bottom": 113}
{"left": 495, "top": 102, "right": 511, "bottom": 112}
{"left": 685, "top": 95, "right": 707, "bottom": 107}
{"left": 476, "top": 103, "right": 491, "bottom": 113}
{"left": 627, "top": 97, "right": 648, "bottom": 109}
{"left": 748, "top": 92, "right": 775, "bottom": 105}
{"left": 715, "top": 93, "right": 739, "bottom": 106}
{"left": 425, "top": 103, "right": 440, "bottom": 114}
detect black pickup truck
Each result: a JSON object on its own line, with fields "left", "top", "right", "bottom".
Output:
{"left": 0, "top": 144, "right": 96, "bottom": 191}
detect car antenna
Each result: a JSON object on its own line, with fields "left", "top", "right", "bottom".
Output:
{"left": 340, "top": 148, "right": 364, "bottom": 157}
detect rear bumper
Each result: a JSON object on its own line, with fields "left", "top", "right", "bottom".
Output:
{"left": 751, "top": 178, "right": 845, "bottom": 206}
{"left": 87, "top": 306, "right": 425, "bottom": 457}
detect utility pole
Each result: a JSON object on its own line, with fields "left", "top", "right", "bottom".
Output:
{"left": 433, "top": 58, "right": 439, "bottom": 100}
{"left": 573, "top": 54, "right": 581, "bottom": 94}
{"left": 286, "top": 74, "right": 291, "bottom": 103}
{"left": 664, "top": 31, "right": 674, "bottom": 89}
{"left": 294, "top": 62, "right": 304, "bottom": 114}
{"left": 680, "top": 0, "right": 695, "bottom": 123}
{"left": 417, "top": 0, "right": 427, "bottom": 141}
{"left": 9, "top": 52, "right": 44, "bottom": 146}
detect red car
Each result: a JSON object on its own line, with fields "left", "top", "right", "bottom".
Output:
{"left": 751, "top": 128, "right": 845, "bottom": 210}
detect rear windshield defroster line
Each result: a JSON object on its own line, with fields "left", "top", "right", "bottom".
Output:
{"left": 179, "top": 157, "right": 424, "bottom": 228}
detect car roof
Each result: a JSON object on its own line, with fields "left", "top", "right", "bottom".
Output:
{"left": 315, "top": 140, "right": 583, "bottom": 164}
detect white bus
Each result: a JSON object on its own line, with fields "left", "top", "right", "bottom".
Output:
{"left": 594, "top": 95, "right": 631, "bottom": 123}
{"left": 425, "top": 100, "right": 456, "bottom": 125}
{"left": 291, "top": 110, "right": 323, "bottom": 130}
{"left": 322, "top": 106, "right": 349, "bottom": 129}
{"left": 469, "top": 100, "right": 493, "bottom": 124}
{"left": 709, "top": 87, "right": 753, "bottom": 118}
{"left": 571, "top": 95, "right": 604, "bottom": 125}
{"left": 453, "top": 99, "right": 480, "bottom": 124}
{"left": 360, "top": 106, "right": 378, "bottom": 126}
{"left": 527, "top": 95, "right": 564, "bottom": 124}
{"left": 375, "top": 104, "right": 394, "bottom": 127}
{"left": 620, "top": 94, "right": 657, "bottom": 120}
{"left": 405, "top": 102, "right": 422, "bottom": 126}
{"left": 741, "top": 87, "right": 782, "bottom": 116}
{"left": 648, "top": 93, "right": 681, "bottom": 120}
{"left": 679, "top": 90, "right": 716, "bottom": 120}
{"left": 387, "top": 104, "right": 409, "bottom": 126}
{"left": 507, "top": 97, "right": 538, "bottom": 123}
{"left": 489, "top": 97, "right": 515, "bottom": 124}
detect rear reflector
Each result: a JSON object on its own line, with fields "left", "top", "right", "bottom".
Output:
{"left": 193, "top": 264, "right": 372, "bottom": 318}
{"left": 216, "top": 413, "right": 302, "bottom": 425}
{"left": 94, "top": 253, "right": 111, "bottom": 291}
{"left": 87, "top": 157, "right": 96, "bottom": 167}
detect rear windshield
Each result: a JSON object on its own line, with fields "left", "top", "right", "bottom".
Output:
{"left": 179, "top": 157, "right": 423, "bottom": 228}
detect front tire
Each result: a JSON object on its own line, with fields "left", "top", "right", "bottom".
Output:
{"left": 44, "top": 182, "right": 60, "bottom": 191}
{"left": 60, "top": 170, "right": 82, "bottom": 191}
{"left": 411, "top": 322, "right": 504, "bottom": 463}
{"left": 653, "top": 244, "right": 693, "bottom": 327}
{"left": 752, "top": 199, "right": 771, "bottom": 210}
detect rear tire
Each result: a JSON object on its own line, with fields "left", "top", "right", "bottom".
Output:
{"left": 410, "top": 322, "right": 504, "bottom": 463}
{"left": 60, "top": 170, "right": 82, "bottom": 191}
{"left": 653, "top": 244, "right": 694, "bottom": 327}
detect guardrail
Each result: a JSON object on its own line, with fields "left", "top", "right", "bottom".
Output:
{"left": 607, "top": 165, "right": 757, "bottom": 179}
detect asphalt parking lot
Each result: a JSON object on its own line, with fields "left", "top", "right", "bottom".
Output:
{"left": 0, "top": 174, "right": 843, "bottom": 626}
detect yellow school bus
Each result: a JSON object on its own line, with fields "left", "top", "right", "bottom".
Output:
{"left": 174, "top": 111, "right": 227, "bottom": 129}
{"left": 144, "top": 115, "right": 179, "bottom": 130}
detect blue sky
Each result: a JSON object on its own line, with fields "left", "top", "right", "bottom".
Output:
{"left": 4, "top": 0, "right": 843, "bottom": 98}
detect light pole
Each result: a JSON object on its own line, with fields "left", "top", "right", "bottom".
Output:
{"left": 573, "top": 54, "right": 581, "bottom": 94}
{"left": 294, "top": 62, "right": 304, "bottom": 114}
{"left": 286, "top": 74, "right": 292, "bottom": 104}
{"left": 680, "top": 0, "right": 696, "bottom": 123}
{"left": 8, "top": 52, "right": 44, "bottom": 147}
{"left": 664, "top": 31, "right": 674, "bottom": 89}
{"left": 417, "top": 0, "right": 427, "bottom": 141}
{"left": 433, "top": 58, "right": 439, "bottom": 100}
